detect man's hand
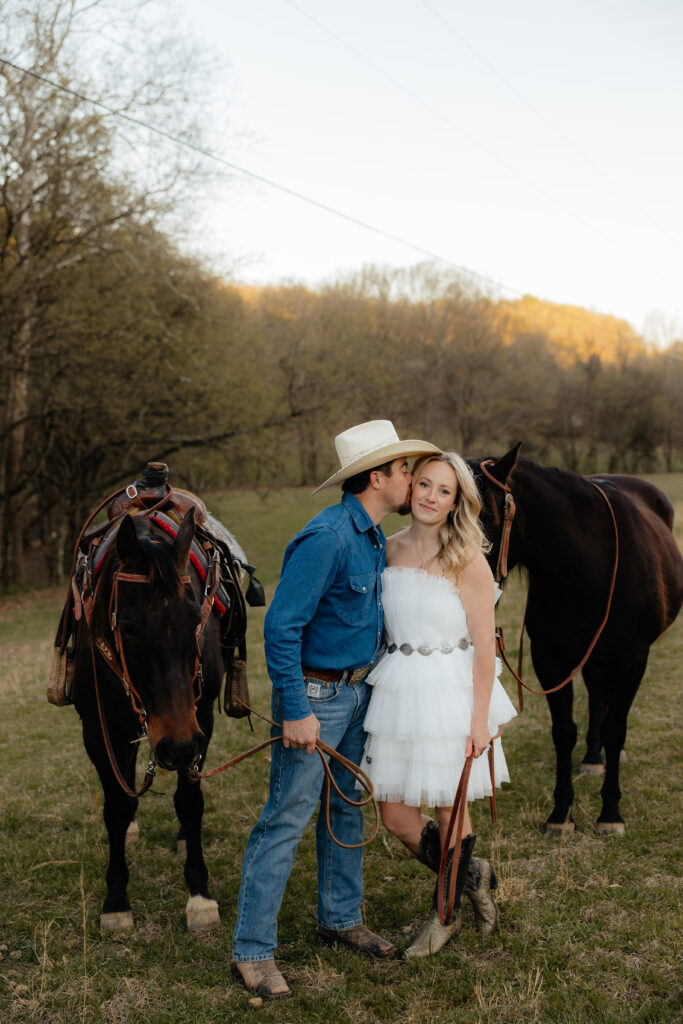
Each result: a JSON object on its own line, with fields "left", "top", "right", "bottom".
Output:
{"left": 282, "top": 713, "right": 320, "bottom": 754}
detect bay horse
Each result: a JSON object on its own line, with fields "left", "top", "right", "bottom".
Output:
{"left": 71, "top": 507, "right": 229, "bottom": 931}
{"left": 470, "top": 446, "right": 683, "bottom": 834}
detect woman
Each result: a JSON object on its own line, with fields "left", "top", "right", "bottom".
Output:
{"left": 360, "top": 451, "right": 517, "bottom": 957}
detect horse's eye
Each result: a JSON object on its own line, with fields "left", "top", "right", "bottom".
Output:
{"left": 120, "top": 619, "right": 140, "bottom": 638}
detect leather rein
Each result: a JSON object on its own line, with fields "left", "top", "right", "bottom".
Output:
{"left": 73, "top": 490, "right": 379, "bottom": 850}
{"left": 74, "top": 487, "right": 220, "bottom": 799}
{"left": 479, "top": 460, "right": 620, "bottom": 710}
{"left": 193, "top": 700, "right": 380, "bottom": 850}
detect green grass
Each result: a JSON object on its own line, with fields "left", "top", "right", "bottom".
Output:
{"left": 1, "top": 478, "right": 682, "bottom": 1023}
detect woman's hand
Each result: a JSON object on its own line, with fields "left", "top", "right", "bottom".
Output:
{"left": 466, "top": 717, "right": 491, "bottom": 759}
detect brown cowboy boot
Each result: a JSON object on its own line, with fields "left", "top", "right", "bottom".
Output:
{"left": 316, "top": 924, "right": 396, "bottom": 957}
{"left": 232, "top": 959, "right": 291, "bottom": 1000}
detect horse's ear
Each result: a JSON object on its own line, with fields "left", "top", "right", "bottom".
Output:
{"left": 116, "top": 514, "right": 141, "bottom": 562}
{"left": 173, "top": 506, "right": 195, "bottom": 567}
{"left": 490, "top": 443, "right": 522, "bottom": 486}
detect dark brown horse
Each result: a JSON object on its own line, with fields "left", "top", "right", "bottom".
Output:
{"left": 470, "top": 446, "right": 683, "bottom": 834}
{"left": 72, "top": 509, "right": 226, "bottom": 931}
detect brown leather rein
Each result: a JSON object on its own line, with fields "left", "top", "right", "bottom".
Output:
{"left": 72, "top": 485, "right": 220, "bottom": 800}
{"left": 479, "top": 460, "right": 620, "bottom": 711}
{"left": 194, "top": 700, "right": 381, "bottom": 850}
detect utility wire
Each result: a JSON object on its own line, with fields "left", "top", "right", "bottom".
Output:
{"left": 284, "top": 0, "right": 634, "bottom": 253}
{"left": 0, "top": 55, "right": 524, "bottom": 300}
{"left": 0, "top": 55, "right": 660, "bottom": 337}
{"left": 418, "top": 0, "right": 677, "bottom": 246}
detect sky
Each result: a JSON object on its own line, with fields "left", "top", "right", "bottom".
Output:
{"left": 177, "top": 0, "right": 683, "bottom": 342}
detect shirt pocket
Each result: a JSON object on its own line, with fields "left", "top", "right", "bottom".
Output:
{"left": 336, "top": 572, "right": 376, "bottom": 626}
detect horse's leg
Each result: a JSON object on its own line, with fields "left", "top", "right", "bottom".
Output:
{"left": 579, "top": 680, "right": 605, "bottom": 776}
{"left": 543, "top": 684, "right": 578, "bottom": 833}
{"left": 529, "top": 632, "right": 578, "bottom": 834}
{"left": 174, "top": 770, "right": 220, "bottom": 931}
{"left": 174, "top": 697, "right": 219, "bottom": 932}
{"left": 595, "top": 651, "right": 647, "bottom": 835}
{"left": 82, "top": 715, "right": 138, "bottom": 929}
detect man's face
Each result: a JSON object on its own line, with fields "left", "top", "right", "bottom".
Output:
{"left": 383, "top": 457, "right": 412, "bottom": 514}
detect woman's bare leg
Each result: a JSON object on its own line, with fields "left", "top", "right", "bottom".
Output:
{"left": 379, "top": 801, "right": 430, "bottom": 855}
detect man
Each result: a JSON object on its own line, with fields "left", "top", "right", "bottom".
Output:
{"left": 232, "top": 420, "right": 441, "bottom": 999}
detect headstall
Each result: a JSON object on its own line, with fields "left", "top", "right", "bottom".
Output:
{"left": 78, "top": 509, "right": 221, "bottom": 798}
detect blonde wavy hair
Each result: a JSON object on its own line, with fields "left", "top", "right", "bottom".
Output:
{"left": 411, "top": 451, "right": 491, "bottom": 576}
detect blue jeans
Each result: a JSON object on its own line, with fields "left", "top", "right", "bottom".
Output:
{"left": 232, "top": 674, "right": 371, "bottom": 962}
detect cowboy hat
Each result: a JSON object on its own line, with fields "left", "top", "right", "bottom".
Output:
{"left": 312, "top": 420, "right": 441, "bottom": 494}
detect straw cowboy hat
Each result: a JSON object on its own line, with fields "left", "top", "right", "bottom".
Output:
{"left": 312, "top": 420, "right": 441, "bottom": 494}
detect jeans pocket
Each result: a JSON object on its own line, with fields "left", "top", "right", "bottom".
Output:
{"left": 304, "top": 676, "right": 340, "bottom": 703}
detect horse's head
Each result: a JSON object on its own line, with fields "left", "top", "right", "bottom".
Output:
{"left": 468, "top": 443, "right": 522, "bottom": 582}
{"left": 105, "top": 508, "right": 207, "bottom": 771}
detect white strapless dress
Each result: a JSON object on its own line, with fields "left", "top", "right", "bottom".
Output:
{"left": 360, "top": 567, "right": 517, "bottom": 807}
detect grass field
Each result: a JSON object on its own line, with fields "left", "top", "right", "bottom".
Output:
{"left": 1, "top": 477, "right": 682, "bottom": 1023}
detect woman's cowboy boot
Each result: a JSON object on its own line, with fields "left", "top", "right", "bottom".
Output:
{"left": 417, "top": 819, "right": 441, "bottom": 871}
{"left": 464, "top": 858, "right": 499, "bottom": 935}
{"left": 418, "top": 820, "right": 499, "bottom": 936}
{"left": 404, "top": 833, "right": 476, "bottom": 958}
{"left": 403, "top": 906, "right": 461, "bottom": 958}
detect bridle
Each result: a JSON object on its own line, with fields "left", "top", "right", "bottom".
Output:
{"left": 83, "top": 520, "right": 220, "bottom": 799}
{"left": 479, "top": 459, "right": 517, "bottom": 582}
{"left": 478, "top": 459, "right": 620, "bottom": 710}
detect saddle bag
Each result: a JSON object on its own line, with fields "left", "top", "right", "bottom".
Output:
{"left": 47, "top": 601, "right": 75, "bottom": 706}
{"left": 223, "top": 654, "right": 251, "bottom": 719}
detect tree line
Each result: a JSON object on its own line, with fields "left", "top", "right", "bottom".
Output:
{"left": 1, "top": 1, "right": 682, "bottom": 587}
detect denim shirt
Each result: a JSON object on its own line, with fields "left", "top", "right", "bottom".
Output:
{"left": 264, "top": 492, "right": 386, "bottom": 721}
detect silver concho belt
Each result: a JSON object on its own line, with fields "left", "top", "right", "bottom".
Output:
{"left": 386, "top": 639, "right": 472, "bottom": 656}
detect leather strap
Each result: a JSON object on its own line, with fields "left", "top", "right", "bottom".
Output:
{"left": 479, "top": 461, "right": 620, "bottom": 710}
{"left": 495, "top": 480, "right": 619, "bottom": 708}
{"left": 90, "top": 638, "right": 155, "bottom": 798}
{"left": 194, "top": 701, "right": 380, "bottom": 850}
{"left": 437, "top": 753, "right": 473, "bottom": 924}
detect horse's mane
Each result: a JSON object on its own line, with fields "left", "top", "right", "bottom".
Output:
{"left": 514, "top": 458, "right": 600, "bottom": 505}
{"left": 90, "top": 518, "right": 188, "bottom": 637}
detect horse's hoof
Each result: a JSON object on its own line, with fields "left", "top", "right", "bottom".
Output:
{"left": 578, "top": 762, "right": 604, "bottom": 777}
{"left": 125, "top": 821, "right": 140, "bottom": 847}
{"left": 100, "top": 911, "right": 134, "bottom": 931}
{"left": 620, "top": 749, "right": 627, "bottom": 763}
{"left": 186, "top": 895, "right": 220, "bottom": 932}
{"left": 545, "top": 820, "right": 575, "bottom": 837}
{"left": 595, "top": 821, "right": 626, "bottom": 836}
{"left": 176, "top": 839, "right": 187, "bottom": 856}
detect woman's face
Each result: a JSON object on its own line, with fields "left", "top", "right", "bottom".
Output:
{"left": 411, "top": 460, "right": 458, "bottom": 527}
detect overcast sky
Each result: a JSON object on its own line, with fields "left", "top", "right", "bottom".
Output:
{"left": 179, "top": 0, "right": 683, "bottom": 342}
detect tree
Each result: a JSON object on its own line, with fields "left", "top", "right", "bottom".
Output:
{"left": 0, "top": 0, "right": 226, "bottom": 583}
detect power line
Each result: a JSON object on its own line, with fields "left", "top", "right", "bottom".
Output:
{"left": 0, "top": 55, "right": 525, "bottom": 300}
{"left": 417, "top": 0, "right": 677, "bottom": 247}
{"left": 0, "top": 55, "right": 660, "bottom": 338}
{"left": 283, "top": 0, "right": 640, "bottom": 254}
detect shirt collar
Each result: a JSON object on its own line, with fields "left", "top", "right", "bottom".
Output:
{"left": 342, "top": 491, "right": 377, "bottom": 534}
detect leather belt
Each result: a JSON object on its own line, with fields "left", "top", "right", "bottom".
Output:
{"left": 302, "top": 664, "right": 372, "bottom": 686}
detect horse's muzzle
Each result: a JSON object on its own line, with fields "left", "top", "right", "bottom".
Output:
{"left": 154, "top": 730, "right": 207, "bottom": 771}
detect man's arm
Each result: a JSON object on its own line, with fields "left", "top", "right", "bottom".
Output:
{"left": 264, "top": 525, "right": 341, "bottom": 747}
